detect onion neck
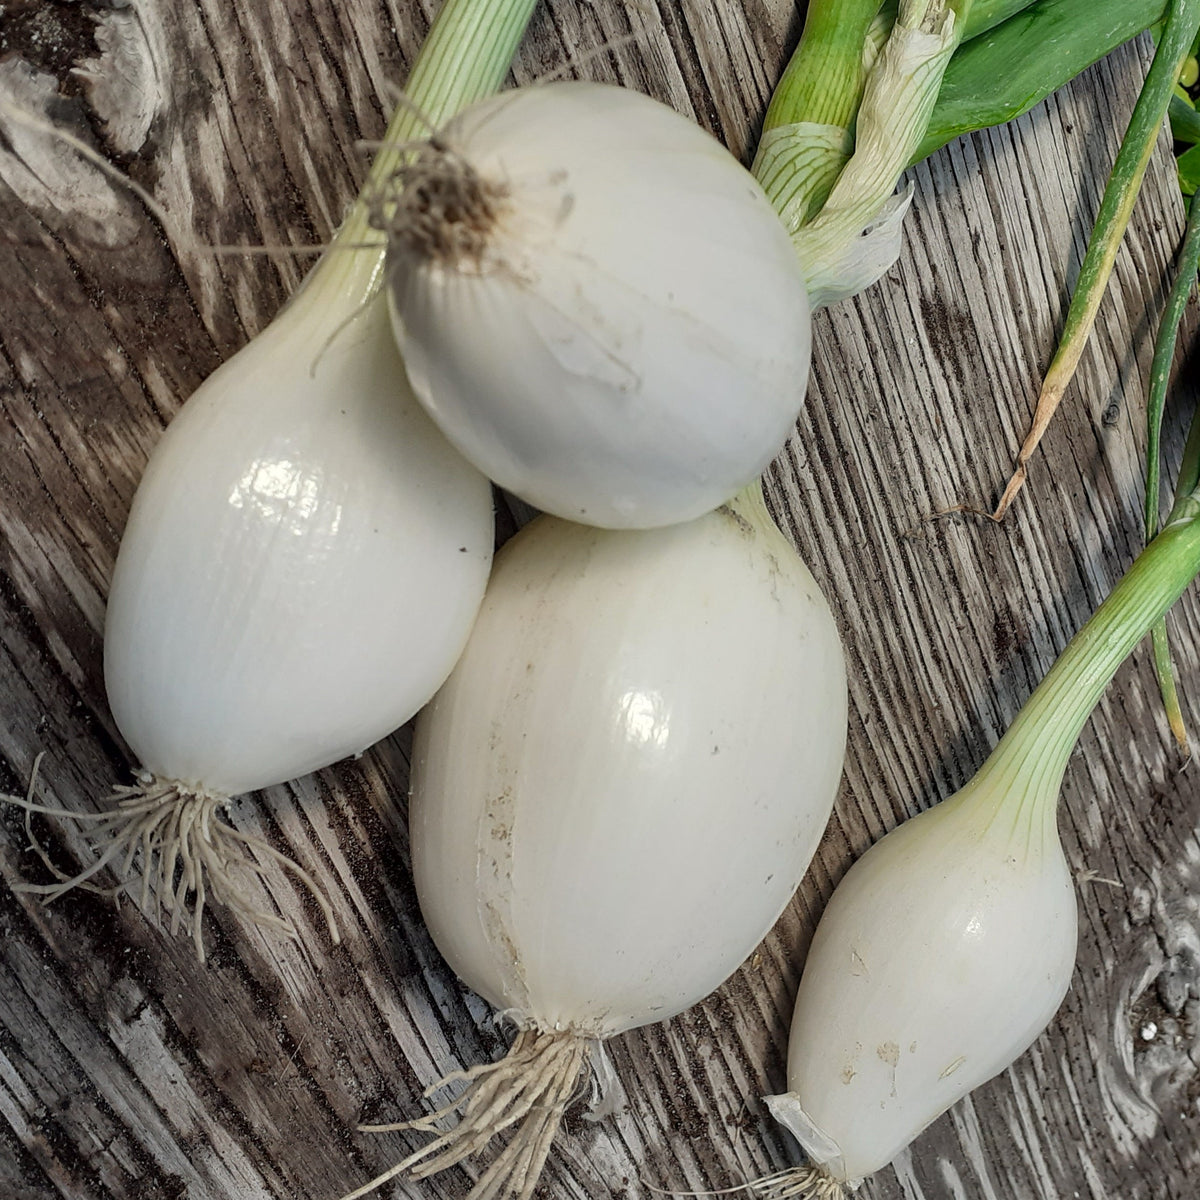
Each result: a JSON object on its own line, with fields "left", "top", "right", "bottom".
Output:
{"left": 971, "top": 503, "right": 1200, "bottom": 818}
{"left": 761, "top": 0, "right": 883, "bottom": 137}
{"left": 754, "top": 0, "right": 965, "bottom": 304}
{"left": 301, "top": 0, "right": 537, "bottom": 311}
{"left": 762, "top": 0, "right": 1018, "bottom": 140}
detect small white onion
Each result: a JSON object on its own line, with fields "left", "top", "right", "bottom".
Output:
{"left": 346, "top": 486, "right": 846, "bottom": 1200}
{"left": 766, "top": 780, "right": 1077, "bottom": 1193}
{"left": 385, "top": 81, "right": 813, "bottom": 529}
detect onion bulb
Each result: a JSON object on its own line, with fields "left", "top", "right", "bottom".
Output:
{"left": 381, "top": 80, "right": 813, "bottom": 529}
{"left": 764, "top": 779, "right": 1076, "bottom": 1194}
{"left": 11, "top": 266, "right": 493, "bottom": 960}
{"left": 103, "top": 290, "right": 491, "bottom": 798}
{"left": 758, "top": 500, "right": 1200, "bottom": 1196}
{"left": 344, "top": 484, "right": 846, "bottom": 1200}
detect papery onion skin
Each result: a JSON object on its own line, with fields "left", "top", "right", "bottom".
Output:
{"left": 410, "top": 488, "right": 846, "bottom": 1038}
{"left": 386, "top": 81, "right": 813, "bottom": 530}
{"left": 768, "top": 781, "right": 1077, "bottom": 1185}
{"left": 104, "top": 288, "right": 494, "bottom": 799}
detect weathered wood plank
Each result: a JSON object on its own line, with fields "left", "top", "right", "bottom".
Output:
{"left": 1, "top": 3, "right": 1198, "bottom": 1200}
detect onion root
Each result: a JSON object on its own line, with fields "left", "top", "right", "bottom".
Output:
{"left": 751, "top": 1165, "right": 846, "bottom": 1199}
{"left": 346, "top": 1027, "right": 590, "bottom": 1200}
{"left": 369, "top": 136, "right": 509, "bottom": 268}
{"left": 3, "top": 759, "right": 338, "bottom": 961}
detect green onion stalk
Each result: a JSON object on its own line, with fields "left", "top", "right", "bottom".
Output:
{"left": 754, "top": 0, "right": 970, "bottom": 306}
{"left": 749, "top": 0, "right": 1141, "bottom": 304}
{"left": 976, "top": 477, "right": 1200, "bottom": 808}
{"left": 1143, "top": 195, "right": 1200, "bottom": 752}
{"left": 755, "top": 0, "right": 1044, "bottom": 231}
{"left": 752, "top": 0, "right": 1177, "bottom": 325}
{"left": 989, "top": 0, "right": 1200, "bottom": 519}
{"left": 753, "top": 0, "right": 883, "bottom": 230}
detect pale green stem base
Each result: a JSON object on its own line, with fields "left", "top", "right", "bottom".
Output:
{"left": 973, "top": 509, "right": 1200, "bottom": 809}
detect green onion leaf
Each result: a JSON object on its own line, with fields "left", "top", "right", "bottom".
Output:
{"left": 1170, "top": 93, "right": 1200, "bottom": 141}
{"left": 1144, "top": 196, "right": 1200, "bottom": 753}
{"left": 991, "top": 0, "right": 1200, "bottom": 519}
{"left": 917, "top": 0, "right": 1164, "bottom": 164}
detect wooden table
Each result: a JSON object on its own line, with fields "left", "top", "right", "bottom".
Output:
{"left": 1, "top": 3, "right": 1197, "bottom": 1198}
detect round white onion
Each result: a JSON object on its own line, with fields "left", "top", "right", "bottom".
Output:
{"left": 384, "top": 81, "right": 813, "bottom": 529}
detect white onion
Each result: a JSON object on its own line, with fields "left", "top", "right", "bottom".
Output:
{"left": 105, "top": 289, "right": 491, "bottom": 796}
{"left": 383, "top": 81, "right": 813, "bottom": 529}
{"left": 25, "top": 271, "right": 493, "bottom": 957}
{"left": 765, "top": 779, "right": 1076, "bottom": 1194}
{"left": 346, "top": 485, "right": 846, "bottom": 1200}
{"left": 755, "top": 483, "right": 1200, "bottom": 1196}
{"left": 0, "top": 0, "right": 561, "bottom": 959}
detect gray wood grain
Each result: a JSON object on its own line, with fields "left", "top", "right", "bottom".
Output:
{"left": 1, "top": 3, "right": 1198, "bottom": 1199}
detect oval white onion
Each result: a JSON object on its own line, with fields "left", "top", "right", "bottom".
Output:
{"left": 346, "top": 485, "right": 846, "bottom": 1200}
{"left": 765, "top": 780, "right": 1076, "bottom": 1193}
{"left": 106, "top": 289, "right": 492, "bottom": 796}
{"left": 384, "top": 81, "right": 813, "bottom": 529}
{"left": 0, "top": 0, "right": 557, "bottom": 958}
{"left": 26, "top": 271, "right": 493, "bottom": 957}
